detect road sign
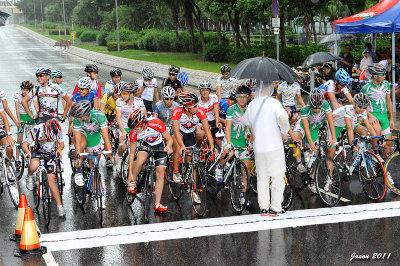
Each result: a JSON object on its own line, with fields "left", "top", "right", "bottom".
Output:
{"left": 272, "top": 17, "right": 280, "bottom": 28}
{"left": 274, "top": 28, "right": 280, "bottom": 35}
{"left": 70, "top": 31, "right": 76, "bottom": 40}
{"left": 272, "top": 0, "right": 279, "bottom": 18}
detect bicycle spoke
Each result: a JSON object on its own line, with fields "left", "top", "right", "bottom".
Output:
{"left": 315, "top": 157, "right": 342, "bottom": 207}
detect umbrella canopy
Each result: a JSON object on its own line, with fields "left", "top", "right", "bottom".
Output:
{"left": 229, "top": 56, "right": 299, "bottom": 84}
{"left": 318, "top": 34, "right": 356, "bottom": 46}
{"left": 301, "top": 52, "right": 342, "bottom": 68}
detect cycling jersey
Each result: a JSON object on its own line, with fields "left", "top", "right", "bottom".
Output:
{"left": 101, "top": 92, "right": 117, "bottom": 116}
{"left": 0, "top": 88, "right": 6, "bottom": 102}
{"left": 153, "top": 100, "right": 179, "bottom": 127}
{"left": 73, "top": 110, "right": 107, "bottom": 148}
{"left": 73, "top": 80, "right": 102, "bottom": 98}
{"left": 332, "top": 105, "right": 367, "bottom": 128}
{"left": 14, "top": 92, "right": 33, "bottom": 115}
{"left": 136, "top": 77, "right": 158, "bottom": 101}
{"left": 71, "top": 89, "right": 99, "bottom": 105}
{"left": 172, "top": 106, "right": 207, "bottom": 134}
{"left": 198, "top": 95, "right": 218, "bottom": 121}
{"left": 300, "top": 101, "right": 332, "bottom": 130}
{"left": 226, "top": 103, "right": 247, "bottom": 148}
{"left": 26, "top": 123, "right": 64, "bottom": 154}
{"left": 28, "top": 84, "right": 66, "bottom": 117}
{"left": 361, "top": 80, "right": 390, "bottom": 114}
{"left": 216, "top": 77, "right": 237, "bottom": 98}
{"left": 317, "top": 80, "right": 349, "bottom": 100}
{"left": 129, "top": 118, "right": 166, "bottom": 146}
{"left": 104, "top": 80, "right": 117, "bottom": 95}
{"left": 116, "top": 97, "right": 146, "bottom": 128}
{"left": 162, "top": 78, "right": 183, "bottom": 93}
{"left": 277, "top": 82, "right": 301, "bottom": 107}
{"left": 219, "top": 99, "right": 233, "bottom": 119}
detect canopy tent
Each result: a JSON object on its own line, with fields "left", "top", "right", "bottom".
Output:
{"left": 334, "top": 1, "right": 400, "bottom": 112}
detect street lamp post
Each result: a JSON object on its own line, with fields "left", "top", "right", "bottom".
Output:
{"left": 115, "top": 0, "right": 120, "bottom": 52}
{"left": 33, "top": 0, "right": 37, "bottom": 29}
{"left": 40, "top": 0, "right": 44, "bottom": 32}
{"left": 62, "top": 0, "right": 67, "bottom": 41}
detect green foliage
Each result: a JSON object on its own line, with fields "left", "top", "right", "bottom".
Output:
{"left": 75, "top": 28, "right": 86, "bottom": 38}
{"left": 202, "top": 42, "right": 230, "bottom": 62}
{"left": 48, "top": 29, "right": 70, "bottom": 35}
{"left": 106, "top": 41, "right": 136, "bottom": 51}
{"left": 107, "top": 42, "right": 118, "bottom": 52}
{"left": 79, "top": 31, "right": 99, "bottom": 42}
{"left": 97, "top": 31, "right": 108, "bottom": 46}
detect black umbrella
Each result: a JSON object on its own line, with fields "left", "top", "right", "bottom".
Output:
{"left": 229, "top": 56, "right": 299, "bottom": 84}
{"left": 301, "top": 52, "right": 342, "bottom": 68}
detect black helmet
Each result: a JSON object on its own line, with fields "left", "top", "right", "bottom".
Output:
{"left": 84, "top": 64, "right": 99, "bottom": 73}
{"left": 221, "top": 64, "right": 231, "bottom": 73}
{"left": 20, "top": 81, "right": 34, "bottom": 91}
{"left": 236, "top": 84, "right": 251, "bottom": 96}
{"left": 110, "top": 68, "right": 122, "bottom": 77}
{"left": 70, "top": 100, "right": 92, "bottom": 118}
{"left": 127, "top": 109, "right": 147, "bottom": 129}
{"left": 228, "top": 89, "right": 236, "bottom": 100}
{"left": 309, "top": 89, "right": 325, "bottom": 109}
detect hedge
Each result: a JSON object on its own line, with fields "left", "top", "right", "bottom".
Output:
{"left": 203, "top": 42, "right": 230, "bottom": 62}
{"left": 106, "top": 41, "right": 136, "bottom": 51}
{"left": 97, "top": 31, "right": 108, "bottom": 46}
{"left": 80, "top": 31, "right": 99, "bottom": 42}
{"left": 48, "top": 28, "right": 70, "bottom": 35}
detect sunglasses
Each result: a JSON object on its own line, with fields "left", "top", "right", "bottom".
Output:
{"left": 188, "top": 104, "right": 198, "bottom": 109}
{"left": 376, "top": 73, "right": 386, "bottom": 77}
{"left": 169, "top": 73, "right": 177, "bottom": 76}
{"left": 79, "top": 87, "right": 89, "bottom": 90}
{"left": 237, "top": 95, "right": 248, "bottom": 99}
{"left": 222, "top": 72, "right": 229, "bottom": 75}
{"left": 121, "top": 91, "right": 130, "bottom": 96}
{"left": 357, "top": 105, "right": 368, "bottom": 110}
{"left": 36, "top": 73, "right": 46, "bottom": 78}
{"left": 164, "top": 98, "right": 174, "bottom": 101}
{"left": 56, "top": 76, "right": 63, "bottom": 79}
{"left": 92, "top": 72, "right": 98, "bottom": 74}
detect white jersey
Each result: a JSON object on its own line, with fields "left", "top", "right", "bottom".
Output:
{"left": 198, "top": 95, "right": 219, "bottom": 121}
{"left": 28, "top": 83, "right": 66, "bottom": 117}
{"left": 216, "top": 77, "right": 237, "bottom": 98}
{"left": 14, "top": 92, "right": 33, "bottom": 115}
{"left": 277, "top": 82, "right": 301, "bottom": 106}
{"left": 116, "top": 97, "right": 146, "bottom": 128}
{"left": 136, "top": 77, "right": 158, "bottom": 101}
{"left": 318, "top": 80, "right": 349, "bottom": 95}
{"left": 0, "top": 88, "right": 6, "bottom": 101}
{"left": 26, "top": 123, "right": 64, "bottom": 154}
{"left": 332, "top": 105, "right": 367, "bottom": 128}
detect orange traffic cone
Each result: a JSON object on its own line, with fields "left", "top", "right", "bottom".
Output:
{"left": 10, "top": 194, "right": 28, "bottom": 241}
{"left": 14, "top": 206, "right": 47, "bottom": 258}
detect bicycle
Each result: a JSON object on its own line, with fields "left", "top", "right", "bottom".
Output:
{"left": 75, "top": 150, "right": 112, "bottom": 226}
{"left": 14, "top": 120, "right": 35, "bottom": 180}
{"left": 205, "top": 146, "right": 251, "bottom": 214}
{"left": 0, "top": 144, "right": 19, "bottom": 209}
{"left": 107, "top": 121, "right": 119, "bottom": 163}
{"left": 383, "top": 133, "right": 400, "bottom": 195}
{"left": 168, "top": 148, "right": 210, "bottom": 217}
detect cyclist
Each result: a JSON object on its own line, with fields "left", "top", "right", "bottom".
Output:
{"left": 72, "top": 64, "right": 102, "bottom": 99}
{"left": 23, "top": 119, "right": 65, "bottom": 217}
{"left": 163, "top": 65, "right": 185, "bottom": 96}
{"left": 14, "top": 81, "right": 35, "bottom": 167}
{"left": 219, "top": 89, "right": 236, "bottom": 125}
{"left": 136, "top": 66, "right": 159, "bottom": 113}
{"left": 361, "top": 63, "right": 395, "bottom": 158}
{"left": 51, "top": 70, "right": 66, "bottom": 110}
{"left": 196, "top": 80, "right": 221, "bottom": 146}
{"left": 153, "top": 86, "right": 179, "bottom": 129}
{"left": 115, "top": 82, "right": 146, "bottom": 173}
{"left": 126, "top": 109, "right": 173, "bottom": 213}
{"left": 292, "top": 89, "right": 336, "bottom": 192}
{"left": 71, "top": 101, "right": 113, "bottom": 208}
{"left": 316, "top": 68, "right": 354, "bottom": 110}
{"left": 215, "top": 85, "right": 252, "bottom": 205}
{"left": 104, "top": 68, "right": 122, "bottom": 95}
{"left": 0, "top": 86, "right": 21, "bottom": 128}
{"left": 101, "top": 81, "right": 122, "bottom": 123}
{"left": 72, "top": 77, "right": 100, "bottom": 110}
{"left": 171, "top": 92, "right": 215, "bottom": 203}
{"left": 276, "top": 80, "right": 306, "bottom": 124}
{"left": 216, "top": 64, "right": 237, "bottom": 100}
{"left": 23, "top": 67, "right": 72, "bottom": 124}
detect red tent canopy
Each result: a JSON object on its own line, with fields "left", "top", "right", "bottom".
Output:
{"left": 334, "top": 0, "right": 400, "bottom": 29}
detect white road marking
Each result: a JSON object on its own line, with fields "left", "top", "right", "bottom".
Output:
{"left": 317, "top": 188, "right": 351, "bottom": 202}
{"left": 43, "top": 251, "right": 58, "bottom": 266}
{"left": 39, "top": 201, "right": 400, "bottom": 252}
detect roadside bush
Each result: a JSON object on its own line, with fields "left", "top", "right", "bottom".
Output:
{"left": 203, "top": 42, "right": 230, "bottom": 62}
{"left": 43, "top": 21, "right": 58, "bottom": 29}
{"left": 80, "top": 31, "right": 99, "bottom": 42}
{"left": 97, "top": 31, "right": 108, "bottom": 46}
{"left": 75, "top": 28, "right": 86, "bottom": 38}
{"left": 107, "top": 42, "right": 118, "bottom": 51}
{"left": 106, "top": 41, "right": 135, "bottom": 51}
{"left": 48, "top": 29, "right": 70, "bottom": 35}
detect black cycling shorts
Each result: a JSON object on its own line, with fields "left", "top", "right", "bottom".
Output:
{"left": 208, "top": 120, "right": 219, "bottom": 140}
{"left": 179, "top": 130, "right": 196, "bottom": 149}
{"left": 106, "top": 114, "right": 116, "bottom": 123}
{"left": 138, "top": 142, "right": 167, "bottom": 168}
{"left": 32, "top": 151, "right": 57, "bottom": 175}
{"left": 0, "top": 130, "right": 7, "bottom": 141}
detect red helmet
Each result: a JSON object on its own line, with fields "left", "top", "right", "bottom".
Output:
{"left": 178, "top": 91, "right": 198, "bottom": 108}
{"left": 127, "top": 109, "right": 146, "bottom": 129}
{"left": 45, "top": 119, "right": 62, "bottom": 141}
{"left": 20, "top": 81, "right": 34, "bottom": 91}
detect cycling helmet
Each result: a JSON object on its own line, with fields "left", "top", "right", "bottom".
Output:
{"left": 84, "top": 64, "right": 99, "bottom": 73}
{"left": 336, "top": 68, "right": 351, "bottom": 85}
{"left": 121, "top": 81, "right": 139, "bottom": 94}
{"left": 127, "top": 109, "right": 146, "bottom": 129}
{"left": 35, "top": 67, "right": 51, "bottom": 76}
{"left": 309, "top": 89, "right": 325, "bottom": 109}
{"left": 161, "top": 86, "right": 176, "bottom": 99}
{"left": 178, "top": 71, "right": 189, "bottom": 86}
{"left": 368, "top": 63, "right": 387, "bottom": 76}
{"left": 142, "top": 66, "right": 154, "bottom": 80}
{"left": 114, "top": 81, "right": 124, "bottom": 95}
{"left": 77, "top": 77, "right": 92, "bottom": 89}
{"left": 236, "top": 84, "right": 251, "bottom": 96}
{"left": 220, "top": 64, "right": 231, "bottom": 73}
{"left": 44, "top": 119, "right": 62, "bottom": 142}
{"left": 20, "top": 81, "right": 34, "bottom": 91}
{"left": 168, "top": 65, "right": 180, "bottom": 75}
{"left": 178, "top": 91, "right": 199, "bottom": 108}
{"left": 245, "top": 79, "right": 257, "bottom": 88}
{"left": 50, "top": 70, "right": 63, "bottom": 79}
{"left": 110, "top": 68, "right": 122, "bottom": 77}
{"left": 228, "top": 89, "right": 236, "bottom": 100}
{"left": 70, "top": 100, "right": 92, "bottom": 118}
{"left": 198, "top": 80, "right": 212, "bottom": 90}
{"left": 354, "top": 93, "right": 370, "bottom": 106}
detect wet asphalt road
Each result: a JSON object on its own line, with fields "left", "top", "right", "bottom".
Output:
{"left": 1, "top": 24, "right": 400, "bottom": 265}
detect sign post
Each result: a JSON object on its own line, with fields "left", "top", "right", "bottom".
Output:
{"left": 272, "top": 0, "right": 279, "bottom": 61}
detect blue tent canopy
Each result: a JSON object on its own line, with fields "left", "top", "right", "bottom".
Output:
{"left": 335, "top": 1, "right": 400, "bottom": 34}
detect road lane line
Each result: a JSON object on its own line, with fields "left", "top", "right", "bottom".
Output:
{"left": 40, "top": 201, "right": 400, "bottom": 252}
{"left": 43, "top": 251, "right": 58, "bottom": 266}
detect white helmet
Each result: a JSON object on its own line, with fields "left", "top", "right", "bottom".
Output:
{"left": 161, "top": 86, "right": 176, "bottom": 99}
{"left": 77, "top": 77, "right": 92, "bottom": 89}
{"left": 142, "top": 66, "right": 154, "bottom": 80}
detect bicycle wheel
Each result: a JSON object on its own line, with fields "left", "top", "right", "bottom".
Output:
{"left": 228, "top": 160, "right": 249, "bottom": 215}
{"left": 4, "top": 159, "right": 20, "bottom": 209}
{"left": 74, "top": 173, "right": 87, "bottom": 206}
{"left": 16, "top": 151, "right": 25, "bottom": 181}
{"left": 120, "top": 150, "right": 129, "bottom": 183}
{"left": 205, "top": 159, "right": 220, "bottom": 198}
{"left": 41, "top": 172, "right": 51, "bottom": 227}
{"left": 168, "top": 164, "right": 184, "bottom": 201}
{"left": 282, "top": 171, "right": 295, "bottom": 212}
{"left": 285, "top": 148, "right": 305, "bottom": 192}
{"left": 95, "top": 171, "right": 103, "bottom": 225}
{"left": 315, "top": 157, "right": 342, "bottom": 207}
{"left": 384, "top": 151, "right": 400, "bottom": 195}
{"left": 33, "top": 174, "right": 40, "bottom": 210}
{"left": 359, "top": 151, "right": 387, "bottom": 202}
{"left": 144, "top": 170, "right": 153, "bottom": 223}
{"left": 56, "top": 164, "right": 63, "bottom": 200}
{"left": 192, "top": 164, "right": 207, "bottom": 218}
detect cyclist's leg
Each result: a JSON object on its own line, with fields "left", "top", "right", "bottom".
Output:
{"left": 195, "top": 125, "right": 205, "bottom": 147}
{"left": 128, "top": 151, "right": 148, "bottom": 185}
{"left": 46, "top": 160, "right": 62, "bottom": 206}
{"left": 172, "top": 135, "right": 180, "bottom": 173}
{"left": 154, "top": 150, "right": 168, "bottom": 206}
{"left": 0, "top": 133, "right": 13, "bottom": 159}
{"left": 293, "top": 120, "right": 305, "bottom": 163}
{"left": 239, "top": 149, "right": 252, "bottom": 192}
{"left": 16, "top": 132, "right": 23, "bottom": 159}
{"left": 27, "top": 158, "right": 40, "bottom": 176}
{"left": 375, "top": 112, "right": 392, "bottom": 158}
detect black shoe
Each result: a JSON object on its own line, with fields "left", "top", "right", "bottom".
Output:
{"left": 269, "top": 209, "right": 279, "bottom": 217}
{"left": 260, "top": 209, "right": 268, "bottom": 216}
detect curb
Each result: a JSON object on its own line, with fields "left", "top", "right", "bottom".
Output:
{"left": 16, "top": 25, "right": 220, "bottom": 88}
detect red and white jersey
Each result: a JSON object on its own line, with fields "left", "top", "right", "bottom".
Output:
{"left": 172, "top": 106, "right": 207, "bottom": 134}
{"left": 198, "top": 95, "right": 218, "bottom": 121}
{"left": 129, "top": 118, "right": 166, "bottom": 146}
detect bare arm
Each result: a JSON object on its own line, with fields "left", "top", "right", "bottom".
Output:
{"left": 154, "top": 86, "right": 159, "bottom": 102}
{"left": 22, "top": 95, "right": 33, "bottom": 119}
{"left": 100, "top": 127, "right": 112, "bottom": 154}
{"left": 62, "top": 94, "right": 72, "bottom": 120}
{"left": 116, "top": 108, "right": 126, "bottom": 135}
{"left": 344, "top": 92, "right": 355, "bottom": 106}
{"left": 14, "top": 100, "right": 20, "bottom": 122}
{"left": 173, "top": 121, "right": 185, "bottom": 148}
{"left": 216, "top": 86, "right": 222, "bottom": 101}
{"left": 93, "top": 98, "right": 100, "bottom": 111}
{"left": 327, "top": 92, "right": 340, "bottom": 110}
{"left": 2, "top": 99, "right": 18, "bottom": 125}
{"left": 226, "top": 120, "right": 232, "bottom": 144}
{"left": 297, "top": 94, "right": 306, "bottom": 107}
{"left": 386, "top": 93, "right": 395, "bottom": 130}
{"left": 344, "top": 117, "right": 355, "bottom": 144}
{"left": 326, "top": 112, "right": 336, "bottom": 143}
{"left": 363, "top": 118, "right": 377, "bottom": 136}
